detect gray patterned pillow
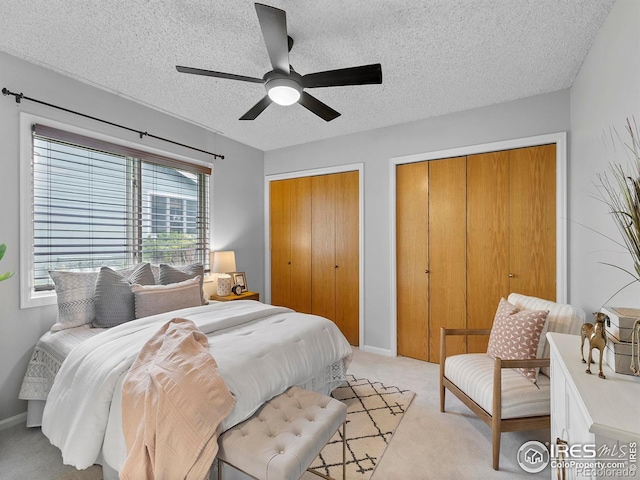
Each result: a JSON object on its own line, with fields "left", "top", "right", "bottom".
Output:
{"left": 49, "top": 270, "right": 99, "bottom": 332}
{"left": 132, "top": 276, "right": 202, "bottom": 318}
{"left": 116, "top": 263, "right": 156, "bottom": 284}
{"left": 93, "top": 264, "right": 155, "bottom": 328}
{"left": 158, "top": 263, "right": 205, "bottom": 305}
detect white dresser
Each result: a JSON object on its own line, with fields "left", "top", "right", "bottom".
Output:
{"left": 548, "top": 333, "right": 640, "bottom": 480}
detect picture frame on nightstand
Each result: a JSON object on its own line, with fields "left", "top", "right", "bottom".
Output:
{"left": 232, "top": 272, "right": 247, "bottom": 292}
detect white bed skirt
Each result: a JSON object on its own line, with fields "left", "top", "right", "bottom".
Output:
{"left": 26, "top": 400, "right": 46, "bottom": 428}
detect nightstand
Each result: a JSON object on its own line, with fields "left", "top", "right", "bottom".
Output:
{"left": 210, "top": 291, "right": 260, "bottom": 302}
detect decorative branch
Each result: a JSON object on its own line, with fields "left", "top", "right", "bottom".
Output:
{"left": 596, "top": 117, "right": 640, "bottom": 285}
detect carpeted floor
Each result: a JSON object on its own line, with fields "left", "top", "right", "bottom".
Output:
{"left": 0, "top": 347, "right": 549, "bottom": 479}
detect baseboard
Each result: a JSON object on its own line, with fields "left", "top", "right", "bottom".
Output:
{"left": 359, "top": 345, "right": 394, "bottom": 357}
{"left": 0, "top": 412, "right": 27, "bottom": 431}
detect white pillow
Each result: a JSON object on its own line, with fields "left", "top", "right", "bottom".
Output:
{"left": 49, "top": 270, "right": 99, "bottom": 332}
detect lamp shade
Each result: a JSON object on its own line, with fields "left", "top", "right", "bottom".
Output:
{"left": 211, "top": 251, "right": 236, "bottom": 273}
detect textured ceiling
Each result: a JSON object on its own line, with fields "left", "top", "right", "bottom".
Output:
{"left": 0, "top": 1, "right": 615, "bottom": 151}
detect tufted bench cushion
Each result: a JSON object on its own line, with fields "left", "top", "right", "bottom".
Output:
{"left": 217, "top": 387, "right": 347, "bottom": 480}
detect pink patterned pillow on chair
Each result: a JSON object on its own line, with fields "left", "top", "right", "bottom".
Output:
{"left": 487, "top": 298, "right": 549, "bottom": 383}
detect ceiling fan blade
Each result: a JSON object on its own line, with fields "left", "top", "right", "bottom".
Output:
{"left": 302, "top": 63, "right": 382, "bottom": 88}
{"left": 176, "top": 66, "right": 264, "bottom": 84}
{"left": 255, "top": 3, "right": 290, "bottom": 74}
{"left": 298, "top": 92, "right": 341, "bottom": 122}
{"left": 239, "top": 96, "right": 273, "bottom": 120}
{"left": 176, "top": 65, "right": 264, "bottom": 83}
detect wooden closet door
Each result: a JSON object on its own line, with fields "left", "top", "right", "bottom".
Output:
{"left": 396, "top": 162, "right": 429, "bottom": 361}
{"left": 429, "top": 157, "right": 467, "bottom": 363}
{"left": 335, "top": 171, "right": 359, "bottom": 345}
{"left": 509, "top": 144, "right": 556, "bottom": 300}
{"left": 467, "top": 152, "right": 510, "bottom": 353}
{"left": 270, "top": 179, "right": 291, "bottom": 307}
{"left": 311, "top": 174, "right": 337, "bottom": 322}
{"left": 290, "top": 177, "right": 312, "bottom": 313}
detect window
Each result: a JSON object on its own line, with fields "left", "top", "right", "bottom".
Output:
{"left": 29, "top": 123, "right": 210, "bottom": 294}
{"left": 150, "top": 194, "right": 198, "bottom": 235}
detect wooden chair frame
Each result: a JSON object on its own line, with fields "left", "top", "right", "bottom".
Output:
{"left": 439, "top": 328, "right": 550, "bottom": 470}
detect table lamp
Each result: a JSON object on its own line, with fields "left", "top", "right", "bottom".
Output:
{"left": 211, "top": 250, "right": 236, "bottom": 296}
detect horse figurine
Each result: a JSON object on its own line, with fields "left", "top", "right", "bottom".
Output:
{"left": 580, "top": 312, "right": 608, "bottom": 379}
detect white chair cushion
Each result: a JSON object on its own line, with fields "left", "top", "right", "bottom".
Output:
{"left": 444, "top": 353, "right": 550, "bottom": 419}
{"left": 508, "top": 293, "right": 585, "bottom": 376}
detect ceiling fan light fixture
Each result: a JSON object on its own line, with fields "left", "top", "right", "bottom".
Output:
{"left": 266, "top": 78, "right": 302, "bottom": 106}
{"left": 176, "top": 4, "right": 381, "bottom": 121}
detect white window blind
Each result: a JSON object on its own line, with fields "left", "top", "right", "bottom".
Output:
{"left": 32, "top": 124, "right": 210, "bottom": 291}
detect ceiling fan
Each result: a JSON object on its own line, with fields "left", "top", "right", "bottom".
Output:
{"left": 176, "top": 3, "right": 382, "bottom": 122}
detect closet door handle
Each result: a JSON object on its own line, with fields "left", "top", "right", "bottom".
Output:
{"left": 508, "top": 273, "right": 515, "bottom": 278}
{"left": 335, "top": 265, "right": 339, "bottom": 269}
{"left": 288, "top": 261, "right": 291, "bottom": 265}
{"left": 425, "top": 269, "right": 430, "bottom": 274}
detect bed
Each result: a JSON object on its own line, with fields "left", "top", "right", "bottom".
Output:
{"left": 21, "top": 300, "right": 352, "bottom": 479}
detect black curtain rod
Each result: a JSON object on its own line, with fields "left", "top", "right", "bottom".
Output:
{"left": 2, "top": 87, "right": 224, "bottom": 160}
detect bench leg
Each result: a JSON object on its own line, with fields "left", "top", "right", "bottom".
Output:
{"left": 306, "top": 420, "right": 346, "bottom": 480}
{"left": 342, "top": 420, "right": 346, "bottom": 480}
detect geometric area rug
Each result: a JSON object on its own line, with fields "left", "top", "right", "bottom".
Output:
{"left": 304, "top": 375, "right": 415, "bottom": 480}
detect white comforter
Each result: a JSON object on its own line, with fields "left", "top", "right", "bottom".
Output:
{"left": 42, "top": 301, "right": 352, "bottom": 471}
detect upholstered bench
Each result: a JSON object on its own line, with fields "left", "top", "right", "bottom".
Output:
{"left": 217, "top": 387, "right": 347, "bottom": 480}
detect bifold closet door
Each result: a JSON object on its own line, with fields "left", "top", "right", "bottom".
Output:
{"left": 428, "top": 157, "right": 467, "bottom": 363}
{"left": 396, "top": 158, "right": 467, "bottom": 362}
{"left": 270, "top": 177, "right": 312, "bottom": 313}
{"left": 272, "top": 172, "right": 359, "bottom": 345}
{"left": 466, "top": 145, "right": 556, "bottom": 353}
{"left": 289, "top": 177, "right": 312, "bottom": 313}
{"left": 334, "top": 171, "right": 359, "bottom": 345}
{"left": 396, "top": 144, "right": 557, "bottom": 362}
{"left": 270, "top": 179, "right": 292, "bottom": 308}
{"left": 396, "top": 161, "right": 429, "bottom": 361}
{"left": 509, "top": 144, "right": 556, "bottom": 300}
{"left": 311, "top": 174, "right": 337, "bottom": 323}
{"left": 311, "top": 172, "right": 360, "bottom": 345}
{"left": 467, "top": 152, "right": 510, "bottom": 353}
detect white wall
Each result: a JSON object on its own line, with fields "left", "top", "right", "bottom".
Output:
{"left": 265, "top": 89, "right": 570, "bottom": 354}
{"left": 0, "top": 51, "right": 265, "bottom": 423}
{"left": 569, "top": 0, "right": 640, "bottom": 313}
